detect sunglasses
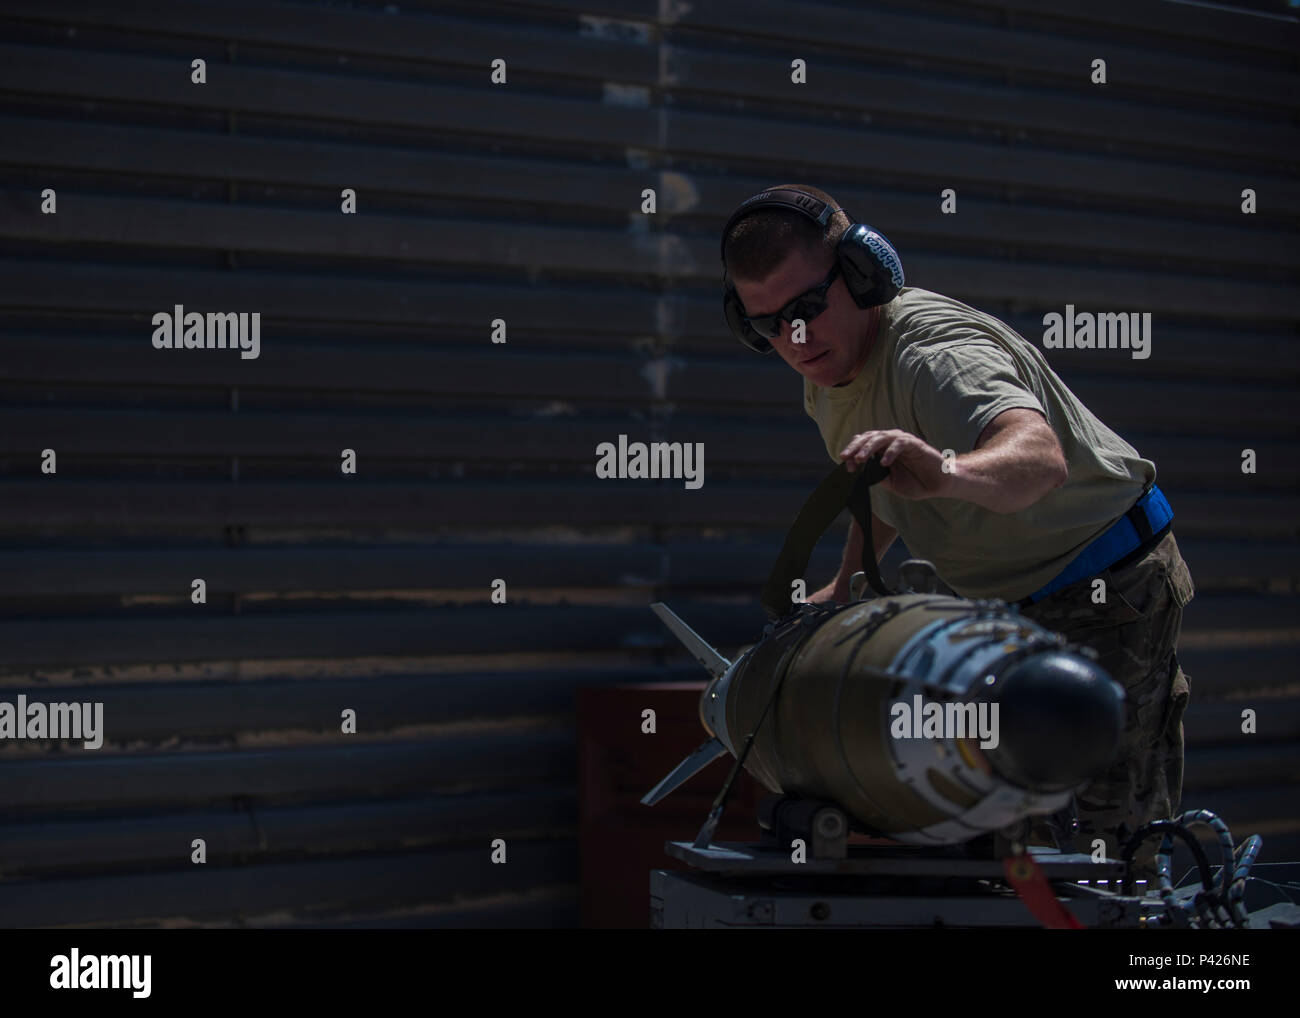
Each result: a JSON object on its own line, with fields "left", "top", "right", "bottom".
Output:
{"left": 742, "top": 261, "right": 841, "bottom": 340}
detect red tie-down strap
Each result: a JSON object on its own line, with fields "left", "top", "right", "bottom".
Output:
{"left": 1003, "top": 852, "right": 1085, "bottom": 929}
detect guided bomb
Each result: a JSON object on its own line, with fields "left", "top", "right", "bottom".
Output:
{"left": 643, "top": 588, "right": 1127, "bottom": 847}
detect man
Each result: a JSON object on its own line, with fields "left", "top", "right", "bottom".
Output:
{"left": 722, "top": 184, "right": 1195, "bottom": 879}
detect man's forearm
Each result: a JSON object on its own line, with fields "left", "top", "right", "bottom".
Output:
{"left": 946, "top": 437, "right": 1067, "bottom": 513}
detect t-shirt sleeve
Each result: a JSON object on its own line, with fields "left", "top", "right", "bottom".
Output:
{"left": 903, "top": 339, "right": 1046, "bottom": 455}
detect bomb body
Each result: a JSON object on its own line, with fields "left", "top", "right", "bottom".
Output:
{"left": 656, "top": 593, "right": 1125, "bottom": 845}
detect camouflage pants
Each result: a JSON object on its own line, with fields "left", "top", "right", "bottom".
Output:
{"left": 1019, "top": 530, "right": 1195, "bottom": 879}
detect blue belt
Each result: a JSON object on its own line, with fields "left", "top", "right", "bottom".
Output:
{"left": 1018, "top": 484, "right": 1173, "bottom": 607}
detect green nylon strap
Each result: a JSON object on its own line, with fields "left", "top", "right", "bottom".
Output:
{"left": 760, "top": 457, "right": 893, "bottom": 620}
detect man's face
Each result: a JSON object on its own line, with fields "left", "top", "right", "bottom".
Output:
{"left": 731, "top": 247, "right": 873, "bottom": 387}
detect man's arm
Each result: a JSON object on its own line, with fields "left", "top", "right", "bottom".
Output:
{"left": 944, "top": 407, "right": 1067, "bottom": 514}
{"left": 838, "top": 408, "right": 1066, "bottom": 514}
{"left": 808, "top": 511, "right": 898, "bottom": 603}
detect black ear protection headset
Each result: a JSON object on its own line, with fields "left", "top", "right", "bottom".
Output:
{"left": 720, "top": 187, "right": 906, "bottom": 354}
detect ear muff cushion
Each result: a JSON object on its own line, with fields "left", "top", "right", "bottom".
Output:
{"left": 837, "top": 225, "right": 905, "bottom": 309}
{"left": 722, "top": 281, "right": 772, "bottom": 353}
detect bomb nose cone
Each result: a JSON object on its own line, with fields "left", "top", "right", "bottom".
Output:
{"left": 984, "top": 651, "right": 1125, "bottom": 792}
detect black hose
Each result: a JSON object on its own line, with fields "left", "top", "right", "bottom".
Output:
{"left": 1229, "top": 835, "right": 1263, "bottom": 927}
{"left": 1125, "top": 811, "right": 1259, "bottom": 928}
{"left": 1121, "top": 819, "right": 1216, "bottom": 896}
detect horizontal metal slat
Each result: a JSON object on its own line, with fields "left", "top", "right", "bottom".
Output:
{"left": 0, "top": 481, "right": 1293, "bottom": 540}
{"left": 0, "top": 537, "right": 846, "bottom": 601}
{"left": 1, "top": 194, "right": 676, "bottom": 278}
{"left": 0, "top": 602, "right": 730, "bottom": 669}
{"left": 1182, "top": 741, "right": 1300, "bottom": 790}
{"left": 1065, "top": 376, "right": 1297, "bottom": 435}
{"left": 2, "top": 0, "right": 657, "bottom": 84}
{"left": 0, "top": 592, "right": 1294, "bottom": 671}
{"left": 0, "top": 838, "right": 578, "bottom": 927}
{"left": 1171, "top": 538, "right": 1300, "bottom": 586}
{"left": 0, "top": 115, "right": 641, "bottom": 214}
{"left": 0, "top": 479, "right": 814, "bottom": 532}
{"left": 0, "top": 543, "right": 670, "bottom": 597}
{"left": 1152, "top": 494, "right": 1299, "bottom": 540}
{"left": 1183, "top": 696, "right": 1300, "bottom": 744}
{"left": 282, "top": 888, "right": 578, "bottom": 929}
{"left": 0, "top": 787, "right": 576, "bottom": 877}
{"left": 0, "top": 408, "right": 673, "bottom": 462}
{"left": 665, "top": 45, "right": 1294, "bottom": 164}
{"left": 790, "top": 191, "right": 1300, "bottom": 274}
{"left": 0, "top": 333, "right": 652, "bottom": 394}
{"left": 1177, "top": 782, "right": 1299, "bottom": 826}
{"left": 904, "top": 255, "right": 1297, "bottom": 320}
{"left": 0, "top": 666, "right": 696, "bottom": 742}
{"left": 664, "top": 0, "right": 1298, "bottom": 106}
{"left": 1176, "top": 646, "right": 1300, "bottom": 699}
{"left": 1119, "top": 436, "right": 1299, "bottom": 492}
{"left": 1169, "top": 593, "right": 1300, "bottom": 635}
{"left": 1040, "top": 330, "right": 1300, "bottom": 385}
{"left": 999, "top": 0, "right": 1299, "bottom": 56}
{"left": 0, "top": 259, "right": 658, "bottom": 333}
{"left": 0, "top": 44, "right": 656, "bottom": 148}
{"left": 665, "top": 110, "right": 1300, "bottom": 219}
{"left": 0, "top": 729, "right": 574, "bottom": 811}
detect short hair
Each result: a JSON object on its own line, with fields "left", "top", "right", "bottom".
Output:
{"left": 722, "top": 183, "right": 851, "bottom": 282}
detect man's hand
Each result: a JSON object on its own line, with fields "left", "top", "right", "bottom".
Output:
{"left": 840, "top": 429, "right": 953, "bottom": 501}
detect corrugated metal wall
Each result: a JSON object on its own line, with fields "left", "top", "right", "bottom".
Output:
{"left": 0, "top": 0, "right": 1295, "bottom": 927}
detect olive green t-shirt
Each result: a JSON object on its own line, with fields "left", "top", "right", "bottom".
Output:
{"left": 804, "top": 286, "right": 1155, "bottom": 601}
